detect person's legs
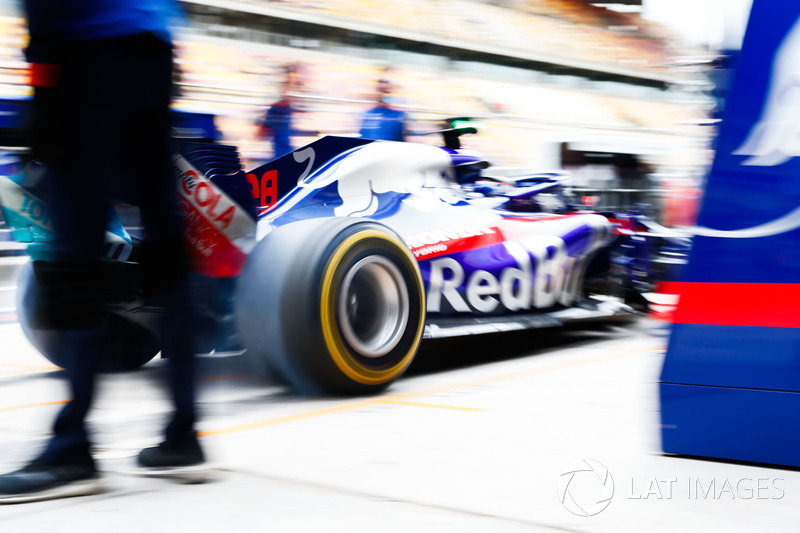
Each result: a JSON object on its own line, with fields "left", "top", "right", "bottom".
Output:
{"left": 113, "top": 34, "right": 203, "bottom": 460}
{"left": 162, "top": 280, "right": 199, "bottom": 443}
{"left": 136, "top": 276, "right": 207, "bottom": 477}
{"left": 0, "top": 37, "right": 115, "bottom": 503}
{"left": 0, "top": 287, "right": 107, "bottom": 502}
{"left": 32, "top": 34, "right": 122, "bottom": 464}
{"left": 32, "top": 326, "right": 106, "bottom": 468}
{"left": 2, "top": 34, "right": 205, "bottom": 501}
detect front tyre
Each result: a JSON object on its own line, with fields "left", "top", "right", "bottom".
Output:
{"left": 235, "top": 218, "right": 425, "bottom": 395}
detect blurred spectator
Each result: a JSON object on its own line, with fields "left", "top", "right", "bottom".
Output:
{"left": 0, "top": 0, "right": 207, "bottom": 504}
{"left": 359, "top": 70, "right": 408, "bottom": 141}
{"left": 259, "top": 63, "right": 306, "bottom": 158}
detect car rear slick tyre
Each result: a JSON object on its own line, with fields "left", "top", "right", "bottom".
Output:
{"left": 235, "top": 218, "right": 425, "bottom": 395}
{"left": 16, "top": 262, "right": 161, "bottom": 372}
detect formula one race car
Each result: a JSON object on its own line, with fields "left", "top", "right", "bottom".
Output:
{"left": 0, "top": 116, "right": 688, "bottom": 395}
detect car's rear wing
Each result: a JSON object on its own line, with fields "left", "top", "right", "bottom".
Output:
{"left": 172, "top": 141, "right": 257, "bottom": 277}
{"left": 246, "top": 136, "right": 373, "bottom": 216}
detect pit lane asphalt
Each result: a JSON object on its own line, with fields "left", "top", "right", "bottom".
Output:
{"left": 1, "top": 257, "right": 799, "bottom": 532}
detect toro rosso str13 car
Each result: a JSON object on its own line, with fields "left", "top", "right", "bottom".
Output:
{"left": 0, "top": 123, "right": 680, "bottom": 395}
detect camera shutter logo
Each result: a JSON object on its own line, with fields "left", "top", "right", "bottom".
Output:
{"left": 557, "top": 459, "right": 614, "bottom": 516}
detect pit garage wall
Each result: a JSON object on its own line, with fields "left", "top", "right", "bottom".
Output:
{"left": 660, "top": 0, "right": 800, "bottom": 467}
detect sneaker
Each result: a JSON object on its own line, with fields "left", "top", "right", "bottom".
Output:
{"left": 0, "top": 463, "right": 103, "bottom": 504}
{"left": 136, "top": 439, "right": 209, "bottom": 484}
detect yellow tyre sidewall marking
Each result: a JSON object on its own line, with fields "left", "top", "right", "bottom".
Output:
{"left": 320, "top": 229, "right": 425, "bottom": 385}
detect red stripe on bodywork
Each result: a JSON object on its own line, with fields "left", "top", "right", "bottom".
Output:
{"left": 672, "top": 282, "right": 800, "bottom": 328}
{"left": 404, "top": 216, "right": 567, "bottom": 260}
{"left": 407, "top": 229, "right": 504, "bottom": 260}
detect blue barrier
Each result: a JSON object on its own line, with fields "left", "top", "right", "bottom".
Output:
{"left": 660, "top": 0, "right": 800, "bottom": 467}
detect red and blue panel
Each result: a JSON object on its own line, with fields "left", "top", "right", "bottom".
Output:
{"left": 660, "top": 0, "right": 800, "bottom": 467}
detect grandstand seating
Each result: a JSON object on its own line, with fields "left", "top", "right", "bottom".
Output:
{"left": 0, "top": 2, "right": 708, "bottom": 197}
{"left": 259, "top": 0, "right": 673, "bottom": 74}
{"left": 166, "top": 32, "right": 703, "bottom": 169}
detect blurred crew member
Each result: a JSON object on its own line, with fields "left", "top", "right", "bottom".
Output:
{"left": 259, "top": 64, "right": 305, "bottom": 158}
{"left": 0, "top": 0, "right": 207, "bottom": 503}
{"left": 359, "top": 73, "right": 407, "bottom": 142}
